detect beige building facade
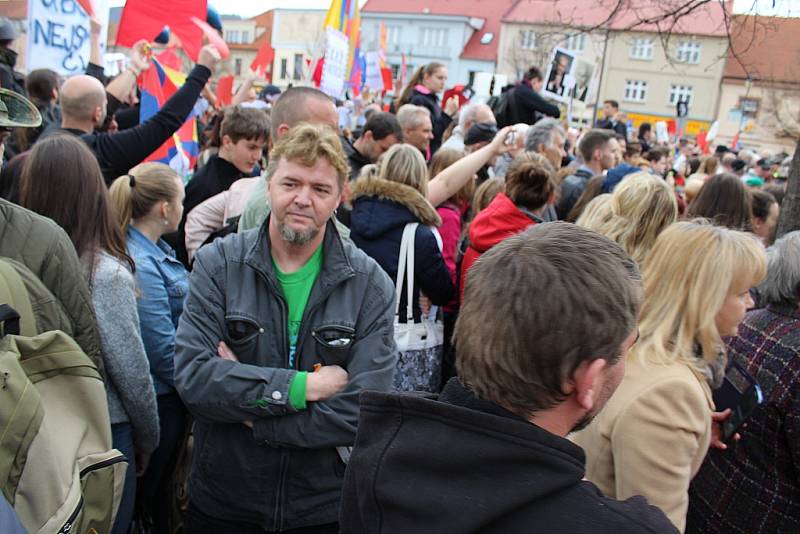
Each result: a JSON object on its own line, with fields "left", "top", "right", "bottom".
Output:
{"left": 598, "top": 31, "right": 728, "bottom": 135}
{"left": 497, "top": 23, "right": 605, "bottom": 123}
{"left": 271, "top": 9, "right": 325, "bottom": 89}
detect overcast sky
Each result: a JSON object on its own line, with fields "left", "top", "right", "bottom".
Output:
{"left": 106, "top": 0, "right": 800, "bottom": 19}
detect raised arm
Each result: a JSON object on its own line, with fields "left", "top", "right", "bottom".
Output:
{"left": 427, "top": 126, "right": 512, "bottom": 207}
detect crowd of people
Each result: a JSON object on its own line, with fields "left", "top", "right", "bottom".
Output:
{"left": 0, "top": 15, "right": 798, "bottom": 534}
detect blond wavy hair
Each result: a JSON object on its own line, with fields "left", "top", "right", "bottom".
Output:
{"left": 634, "top": 221, "right": 766, "bottom": 372}
{"left": 265, "top": 123, "right": 348, "bottom": 190}
{"left": 578, "top": 172, "right": 677, "bottom": 264}
{"left": 575, "top": 194, "right": 612, "bottom": 230}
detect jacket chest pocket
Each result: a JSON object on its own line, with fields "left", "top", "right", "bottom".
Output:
{"left": 311, "top": 324, "right": 355, "bottom": 367}
{"left": 225, "top": 315, "right": 263, "bottom": 360}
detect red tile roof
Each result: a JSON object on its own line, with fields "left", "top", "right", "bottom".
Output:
{"left": 1, "top": 0, "right": 27, "bottom": 20}
{"left": 362, "top": 0, "right": 515, "bottom": 61}
{"left": 503, "top": 0, "right": 729, "bottom": 37}
{"left": 724, "top": 15, "right": 800, "bottom": 84}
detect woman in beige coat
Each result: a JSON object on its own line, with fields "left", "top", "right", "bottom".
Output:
{"left": 572, "top": 221, "right": 766, "bottom": 532}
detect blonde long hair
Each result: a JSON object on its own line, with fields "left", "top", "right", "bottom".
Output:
{"left": 108, "top": 162, "right": 182, "bottom": 231}
{"left": 634, "top": 221, "right": 766, "bottom": 372}
{"left": 578, "top": 172, "right": 677, "bottom": 264}
{"left": 378, "top": 143, "right": 429, "bottom": 197}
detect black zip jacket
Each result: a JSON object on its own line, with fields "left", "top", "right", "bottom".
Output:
{"left": 340, "top": 378, "right": 678, "bottom": 534}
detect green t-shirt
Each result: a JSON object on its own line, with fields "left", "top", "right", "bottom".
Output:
{"left": 272, "top": 244, "right": 324, "bottom": 369}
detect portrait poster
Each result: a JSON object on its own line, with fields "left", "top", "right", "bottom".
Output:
{"left": 542, "top": 47, "right": 576, "bottom": 103}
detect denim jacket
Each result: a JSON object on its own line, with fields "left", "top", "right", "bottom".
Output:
{"left": 127, "top": 225, "right": 189, "bottom": 395}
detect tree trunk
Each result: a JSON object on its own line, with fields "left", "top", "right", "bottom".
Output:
{"left": 775, "top": 139, "right": 800, "bottom": 239}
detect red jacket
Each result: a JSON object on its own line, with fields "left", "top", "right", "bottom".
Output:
{"left": 460, "top": 193, "right": 537, "bottom": 303}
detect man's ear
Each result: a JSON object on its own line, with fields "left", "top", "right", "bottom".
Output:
{"left": 220, "top": 134, "right": 233, "bottom": 150}
{"left": 276, "top": 123, "right": 291, "bottom": 138}
{"left": 570, "top": 358, "right": 608, "bottom": 413}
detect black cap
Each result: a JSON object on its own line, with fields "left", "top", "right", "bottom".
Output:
{"left": 731, "top": 158, "right": 746, "bottom": 172}
{"left": 464, "top": 122, "right": 497, "bottom": 146}
{"left": 714, "top": 145, "right": 729, "bottom": 155}
{"left": 757, "top": 158, "right": 771, "bottom": 169}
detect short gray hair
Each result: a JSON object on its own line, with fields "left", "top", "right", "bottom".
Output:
{"left": 458, "top": 102, "right": 488, "bottom": 130}
{"left": 525, "top": 118, "right": 564, "bottom": 153}
{"left": 397, "top": 104, "right": 430, "bottom": 130}
{"left": 758, "top": 231, "right": 800, "bottom": 306}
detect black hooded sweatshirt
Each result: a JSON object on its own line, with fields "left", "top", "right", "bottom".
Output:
{"left": 340, "top": 378, "right": 678, "bottom": 534}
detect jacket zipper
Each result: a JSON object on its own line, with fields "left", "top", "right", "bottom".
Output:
{"left": 273, "top": 452, "right": 289, "bottom": 531}
{"left": 79, "top": 454, "right": 127, "bottom": 477}
{"left": 295, "top": 283, "right": 348, "bottom": 371}
{"left": 56, "top": 496, "right": 83, "bottom": 534}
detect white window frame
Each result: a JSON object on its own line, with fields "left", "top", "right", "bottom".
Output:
{"left": 676, "top": 41, "right": 702, "bottom": 64}
{"left": 668, "top": 84, "right": 694, "bottom": 106}
{"left": 629, "top": 37, "right": 654, "bottom": 60}
{"left": 520, "top": 29, "right": 537, "bottom": 50}
{"left": 421, "top": 27, "right": 448, "bottom": 48}
{"left": 623, "top": 80, "right": 648, "bottom": 103}
{"left": 386, "top": 25, "right": 401, "bottom": 46}
{"left": 226, "top": 30, "right": 240, "bottom": 44}
{"left": 563, "top": 32, "right": 586, "bottom": 52}
{"left": 241, "top": 30, "right": 250, "bottom": 43}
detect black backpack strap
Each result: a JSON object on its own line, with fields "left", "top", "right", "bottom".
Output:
{"left": 0, "top": 304, "right": 21, "bottom": 338}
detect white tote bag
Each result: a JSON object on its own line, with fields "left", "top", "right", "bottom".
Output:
{"left": 392, "top": 222, "right": 445, "bottom": 392}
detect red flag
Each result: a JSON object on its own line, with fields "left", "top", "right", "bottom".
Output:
{"left": 117, "top": 0, "right": 207, "bottom": 61}
{"left": 311, "top": 58, "right": 324, "bottom": 87}
{"left": 697, "top": 130, "right": 709, "bottom": 155}
{"left": 380, "top": 67, "right": 392, "bottom": 92}
{"left": 250, "top": 39, "right": 275, "bottom": 80}
{"left": 216, "top": 75, "right": 234, "bottom": 107}
{"left": 76, "top": 0, "right": 94, "bottom": 17}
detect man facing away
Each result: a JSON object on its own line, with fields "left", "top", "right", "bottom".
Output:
{"left": 339, "top": 222, "right": 678, "bottom": 534}
{"left": 175, "top": 123, "right": 398, "bottom": 533}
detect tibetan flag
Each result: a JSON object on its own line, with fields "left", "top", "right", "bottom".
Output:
{"left": 117, "top": 0, "right": 207, "bottom": 61}
{"left": 139, "top": 57, "right": 200, "bottom": 178}
{"left": 323, "top": 0, "right": 361, "bottom": 90}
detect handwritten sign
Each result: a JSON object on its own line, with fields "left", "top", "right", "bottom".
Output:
{"left": 320, "top": 28, "right": 349, "bottom": 99}
{"left": 26, "top": 0, "right": 109, "bottom": 76}
{"left": 364, "top": 51, "right": 383, "bottom": 92}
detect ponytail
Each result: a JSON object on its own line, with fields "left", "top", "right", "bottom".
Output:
{"left": 396, "top": 62, "right": 446, "bottom": 109}
{"left": 109, "top": 174, "right": 136, "bottom": 231}
{"left": 108, "top": 162, "right": 182, "bottom": 233}
{"left": 397, "top": 66, "right": 426, "bottom": 108}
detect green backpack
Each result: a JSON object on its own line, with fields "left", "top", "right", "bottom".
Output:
{"left": 0, "top": 258, "right": 126, "bottom": 534}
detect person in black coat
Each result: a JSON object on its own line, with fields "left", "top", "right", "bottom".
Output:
{"left": 397, "top": 63, "right": 458, "bottom": 156}
{"left": 349, "top": 144, "right": 454, "bottom": 323}
{"left": 506, "top": 66, "right": 560, "bottom": 126}
{"left": 168, "top": 106, "right": 269, "bottom": 266}
{"left": 339, "top": 223, "right": 677, "bottom": 534}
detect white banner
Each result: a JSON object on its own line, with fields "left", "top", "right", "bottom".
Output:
{"left": 26, "top": 0, "right": 109, "bottom": 76}
{"left": 364, "top": 51, "right": 383, "bottom": 92}
{"left": 320, "top": 27, "right": 349, "bottom": 99}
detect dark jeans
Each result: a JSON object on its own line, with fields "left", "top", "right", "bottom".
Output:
{"left": 137, "top": 391, "right": 187, "bottom": 533}
{"left": 111, "top": 423, "right": 136, "bottom": 534}
{"left": 184, "top": 502, "right": 339, "bottom": 534}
